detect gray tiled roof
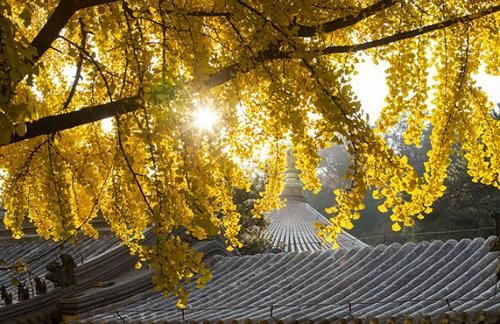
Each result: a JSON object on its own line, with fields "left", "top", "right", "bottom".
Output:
{"left": 265, "top": 200, "right": 366, "bottom": 251}
{"left": 264, "top": 150, "right": 367, "bottom": 252}
{"left": 78, "top": 237, "right": 500, "bottom": 323}
{"left": 0, "top": 234, "right": 120, "bottom": 307}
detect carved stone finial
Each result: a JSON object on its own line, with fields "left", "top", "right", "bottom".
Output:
{"left": 1, "top": 285, "right": 13, "bottom": 305}
{"left": 490, "top": 211, "right": 500, "bottom": 281}
{"left": 46, "top": 253, "right": 76, "bottom": 287}
{"left": 491, "top": 211, "right": 500, "bottom": 240}
{"left": 490, "top": 211, "right": 500, "bottom": 253}
{"left": 17, "top": 281, "right": 30, "bottom": 301}
{"left": 280, "top": 150, "right": 306, "bottom": 202}
{"left": 34, "top": 276, "right": 47, "bottom": 295}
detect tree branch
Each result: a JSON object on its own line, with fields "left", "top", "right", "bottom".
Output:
{"left": 3, "top": 4, "right": 498, "bottom": 147}
{"left": 163, "top": 9, "right": 230, "bottom": 17}
{"left": 295, "top": 0, "right": 398, "bottom": 37}
{"left": 76, "top": 0, "right": 119, "bottom": 9}
{"left": 202, "top": 47, "right": 288, "bottom": 88}
{"left": 318, "top": 4, "right": 500, "bottom": 55}
{"left": 31, "top": 0, "right": 118, "bottom": 62}
{"left": 8, "top": 97, "right": 140, "bottom": 145}
{"left": 61, "top": 19, "right": 88, "bottom": 111}
{"left": 206, "top": 4, "right": 500, "bottom": 87}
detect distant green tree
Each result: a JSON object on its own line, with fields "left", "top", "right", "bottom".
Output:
{"left": 421, "top": 155, "right": 499, "bottom": 238}
{"left": 233, "top": 175, "right": 273, "bottom": 254}
{"left": 308, "top": 111, "right": 499, "bottom": 244}
{"left": 386, "top": 114, "right": 499, "bottom": 241}
{"left": 305, "top": 144, "right": 348, "bottom": 218}
{"left": 306, "top": 144, "right": 393, "bottom": 245}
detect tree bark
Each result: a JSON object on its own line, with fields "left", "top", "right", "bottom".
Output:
{"left": 295, "top": 0, "right": 397, "bottom": 37}
{"left": 9, "top": 97, "right": 140, "bottom": 144}
{"left": 29, "top": 0, "right": 118, "bottom": 75}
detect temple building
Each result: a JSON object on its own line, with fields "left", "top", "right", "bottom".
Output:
{"left": 265, "top": 150, "right": 366, "bottom": 252}
{"left": 1, "top": 153, "right": 499, "bottom": 323}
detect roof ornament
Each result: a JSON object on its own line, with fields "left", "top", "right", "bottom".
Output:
{"left": 1, "top": 285, "right": 13, "bottom": 305}
{"left": 491, "top": 211, "right": 500, "bottom": 251}
{"left": 17, "top": 282, "right": 30, "bottom": 301}
{"left": 280, "top": 149, "right": 306, "bottom": 202}
{"left": 34, "top": 275, "right": 48, "bottom": 295}
{"left": 264, "top": 150, "right": 367, "bottom": 252}
{"left": 490, "top": 211, "right": 500, "bottom": 282}
{"left": 46, "top": 253, "right": 76, "bottom": 288}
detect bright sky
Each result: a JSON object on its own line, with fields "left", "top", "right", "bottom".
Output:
{"left": 62, "top": 61, "right": 499, "bottom": 130}
{"left": 351, "top": 61, "right": 389, "bottom": 123}
{"left": 351, "top": 60, "right": 500, "bottom": 124}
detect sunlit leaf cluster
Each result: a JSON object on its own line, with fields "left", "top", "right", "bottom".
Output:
{"left": 0, "top": 0, "right": 498, "bottom": 302}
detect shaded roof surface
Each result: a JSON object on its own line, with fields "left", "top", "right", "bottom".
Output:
{"left": 265, "top": 200, "right": 366, "bottom": 251}
{"left": 0, "top": 229, "right": 120, "bottom": 308}
{"left": 79, "top": 237, "right": 500, "bottom": 323}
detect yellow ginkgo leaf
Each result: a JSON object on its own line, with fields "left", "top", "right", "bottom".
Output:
{"left": 392, "top": 222, "right": 402, "bottom": 232}
{"left": 378, "top": 204, "right": 388, "bottom": 213}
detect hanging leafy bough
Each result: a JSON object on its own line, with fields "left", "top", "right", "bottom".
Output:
{"left": 0, "top": 0, "right": 498, "bottom": 305}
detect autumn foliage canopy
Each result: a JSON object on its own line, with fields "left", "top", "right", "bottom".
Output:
{"left": 0, "top": 0, "right": 498, "bottom": 304}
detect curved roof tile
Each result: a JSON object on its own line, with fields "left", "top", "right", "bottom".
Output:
{"left": 265, "top": 200, "right": 367, "bottom": 251}
{"left": 79, "top": 237, "right": 500, "bottom": 323}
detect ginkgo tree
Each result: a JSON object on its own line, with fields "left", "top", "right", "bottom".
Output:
{"left": 0, "top": 0, "right": 498, "bottom": 304}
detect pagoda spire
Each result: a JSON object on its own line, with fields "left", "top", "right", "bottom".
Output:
{"left": 280, "top": 150, "right": 306, "bottom": 202}
{"left": 265, "top": 149, "right": 367, "bottom": 251}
